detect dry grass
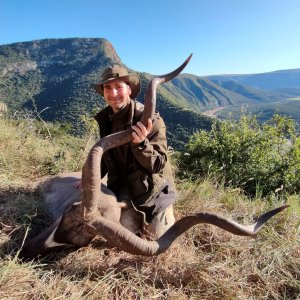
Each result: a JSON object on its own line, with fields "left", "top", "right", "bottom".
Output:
{"left": 1, "top": 180, "right": 299, "bottom": 299}
{"left": 0, "top": 117, "right": 94, "bottom": 187}
{"left": 0, "top": 118, "right": 299, "bottom": 299}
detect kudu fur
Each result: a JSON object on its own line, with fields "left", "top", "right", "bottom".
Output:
{"left": 20, "top": 55, "right": 288, "bottom": 259}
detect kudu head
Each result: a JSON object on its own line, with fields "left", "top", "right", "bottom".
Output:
{"left": 20, "top": 54, "right": 288, "bottom": 259}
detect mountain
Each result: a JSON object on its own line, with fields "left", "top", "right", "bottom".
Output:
{"left": 0, "top": 38, "right": 212, "bottom": 149}
{"left": 206, "top": 70, "right": 300, "bottom": 122}
{"left": 1, "top": 38, "right": 300, "bottom": 149}
{"left": 210, "top": 80, "right": 286, "bottom": 103}
{"left": 206, "top": 69, "right": 300, "bottom": 90}
{"left": 161, "top": 70, "right": 300, "bottom": 114}
{"left": 169, "top": 74, "right": 253, "bottom": 108}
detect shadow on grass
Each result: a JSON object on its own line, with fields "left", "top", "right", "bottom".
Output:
{"left": 0, "top": 185, "right": 77, "bottom": 261}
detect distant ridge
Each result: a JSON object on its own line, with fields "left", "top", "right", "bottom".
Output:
{"left": 206, "top": 68, "right": 300, "bottom": 90}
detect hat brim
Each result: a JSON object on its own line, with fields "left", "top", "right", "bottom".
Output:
{"left": 92, "top": 73, "right": 141, "bottom": 99}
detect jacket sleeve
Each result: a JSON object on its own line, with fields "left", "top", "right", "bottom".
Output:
{"left": 130, "top": 115, "right": 168, "bottom": 173}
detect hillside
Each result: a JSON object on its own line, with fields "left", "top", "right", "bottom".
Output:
{"left": 211, "top": 80, "right": 286, "bottom": 103}
{"left": 170, "top": 74, "right": 252, "bottom": 107}
{"left": 1, "top": 38, "right": 300, "bottom": 148}
{"left": 217, "top": 99, "right": 300, "bottom": 127}
{"left": 0, "top": 38, "right": 212, "bottom": 150}
{"left": 0, "top": 38, "right": 123, "bottom": 126}
{"left": 206, "top": 70, "right": 300, "bottom": 123}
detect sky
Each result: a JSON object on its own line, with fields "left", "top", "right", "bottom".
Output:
{"left": 0, "top": 0, "right": 300, "bottom": 76}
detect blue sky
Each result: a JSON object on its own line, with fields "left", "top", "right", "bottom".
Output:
{"left": 0, "top": 0, "right": 299, "bottom": 76}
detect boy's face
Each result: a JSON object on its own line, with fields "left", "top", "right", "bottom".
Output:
{"left": 103, "top": 79, "right": 132, "bottom": 113}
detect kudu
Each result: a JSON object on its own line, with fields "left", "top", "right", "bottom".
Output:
{"left": 20, "top": 54, "right": 288, "bottom": 259}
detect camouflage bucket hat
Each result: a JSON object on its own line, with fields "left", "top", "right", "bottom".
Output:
{"left": 92, "top": 65, "right": 141, "bottom": 99}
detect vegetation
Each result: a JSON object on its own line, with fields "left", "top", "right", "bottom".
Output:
{"left": 0, "top": 110, "right": 299, "bottom": 299}
{"left": 218, "top": 101, "right": 300, "bottom": 128}
{"left": 0, "top": 38, "right": 214, "bottom": 150}
{"left": 178, "top": 114, "right": 300, "bottom": 197}
{"left": 2, "top": 38, "right": 300, "bottom": 151}
{"left": 0, "top": 111, "right": 96, "bottom": 186}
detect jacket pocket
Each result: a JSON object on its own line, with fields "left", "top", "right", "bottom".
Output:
{"left": 127, "top": 170, "right": 152, "bottom": 198}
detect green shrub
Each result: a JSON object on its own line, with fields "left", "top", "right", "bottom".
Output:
{"left": 178, "top": 114, "right": 300, "bottom": 197}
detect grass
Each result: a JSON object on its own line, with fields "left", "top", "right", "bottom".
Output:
{"left": 0, "top": 116, "right": 94, "bottom": 187}
{"left": 0, "top": 116, "right": 299, "bottom": 299}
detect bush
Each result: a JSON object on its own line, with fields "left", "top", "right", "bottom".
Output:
{"left": 178, "top": 114, "right": 300, "bottom": 197}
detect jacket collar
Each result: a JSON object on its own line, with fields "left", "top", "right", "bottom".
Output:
{"left": 94, "top": 98, "right": 145, "bottom": 131}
